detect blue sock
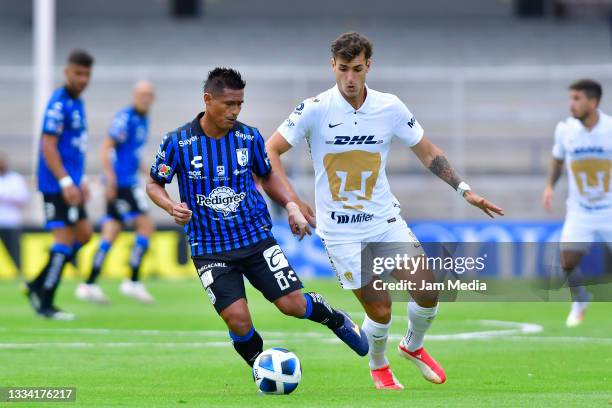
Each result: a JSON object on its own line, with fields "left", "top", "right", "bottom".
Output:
{"left": 130, "top": 235, "right": 149, "bottom": 282}
{"left": 229, "top": 326, "right": 263, "bottom": 367}
{"left": 87, "top": 240, "right": 112, "bottom": 284}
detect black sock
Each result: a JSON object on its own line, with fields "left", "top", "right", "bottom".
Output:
{"left": 129, "top": 235, "right": 149, "bottom": 282}
{"left": 67, "top": 243, "right": 82, "bottom": 267}
{"left": 29, "top": 244, "right": 72, "bottom": 293}
{"left": 302, "top": 292, "right": 344, "bottom": 330}
{"left": 230, "top": 327, "right": 263, "bottom": 367}
{"left": 87, "top": 240, "right": 112, "bottom": 284}
{"left": 37, "top": 245, "right": 72, "bottom": 309}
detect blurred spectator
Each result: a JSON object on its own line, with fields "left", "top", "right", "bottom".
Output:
{"left": 0, "top": 151, "right": 29, "bottom": 273}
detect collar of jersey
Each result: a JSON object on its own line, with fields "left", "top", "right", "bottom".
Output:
{"left": 190, "top": 111, "right": 238, "bottom": 139}
{"left": 333, "top": 83, "right": 372, "bottom": 114}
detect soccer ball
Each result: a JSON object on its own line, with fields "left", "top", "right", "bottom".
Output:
{"left": 252, "top": 348, "right": 301, "bottom": 395}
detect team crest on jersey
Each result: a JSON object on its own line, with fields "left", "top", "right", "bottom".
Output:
{"left": 157, "top": 163, "right": 172, "bottom": 177}
{"left": 196, "top": 186, "right": 246, "bottom": 216}
{"left": 236, "top": 148, "right": 249, "bottom": 166}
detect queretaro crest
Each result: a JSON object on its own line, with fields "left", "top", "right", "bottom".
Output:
{"left": 236, "top": 148, "right": 249, "bottom": 167}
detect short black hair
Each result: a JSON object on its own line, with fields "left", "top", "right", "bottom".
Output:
{"left": 331, "top": 32, "right": 373, "bottom": 61}
{"left": 569, "top": 79, "right": 602, "bottom": 102}
{"left": 67, "top": 49, "right": 94, "bottom": 68}
{"left": 203, "top": 67, "right": 246, "bottom": 95}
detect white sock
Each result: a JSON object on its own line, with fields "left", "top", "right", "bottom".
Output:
{"left": 405, "top": 302, "right": 438, "bottom": 352}
{"left": 362, "top": 315, "right": 391, "bottom": 370}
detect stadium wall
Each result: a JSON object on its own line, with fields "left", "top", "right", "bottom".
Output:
{"left": 3, "top": 220, "right": 609, "bottom": 281}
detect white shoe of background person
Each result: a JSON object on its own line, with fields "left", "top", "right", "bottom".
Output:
{"left": 566, "top": 300, "right": 589, "bottom": 327}
{"left": 75, "top": 283, "right": 110, "bottom": 304}
{"left": 119, "top": 279, "right": 155, "bottom": 304}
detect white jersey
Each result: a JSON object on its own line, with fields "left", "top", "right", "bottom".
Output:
{"left": 278, "top": 85, "right": 424, "bottom": 241}
{"left": 552, "top": 111, "right": 612, "bottom": 216}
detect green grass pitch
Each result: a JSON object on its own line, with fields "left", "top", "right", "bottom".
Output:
{"left": 0, "top": 279, "right": 610, "bottom": 407}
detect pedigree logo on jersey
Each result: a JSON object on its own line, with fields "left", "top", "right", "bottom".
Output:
{"left": 196, "top": 186, "right": 246, "bottom": 216}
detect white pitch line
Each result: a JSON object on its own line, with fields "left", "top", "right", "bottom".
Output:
{"left": 14, "top": 328, "right": 329, "bottom": 338}
{"left": 2, "top": 320, "right": 611, "bottom": 349}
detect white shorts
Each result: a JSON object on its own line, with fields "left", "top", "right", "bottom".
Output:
{"left": 321, "top": 219, "right": 424, "bottom": 290}
{"left": 560, "top": 211, "right": 612, "bottom": 252}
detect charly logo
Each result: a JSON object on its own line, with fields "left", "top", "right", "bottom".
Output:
{"left": 262, "top": 245, "right": 289, "bottom": 272}
{"left": 196, "top": 186, "right": 246, "bottom": 216}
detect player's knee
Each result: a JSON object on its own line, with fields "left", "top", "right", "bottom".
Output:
{"left": 560, "top": 253, "right": 581, "bottom": 270}
{"left": 413, "top": 290, "right": 438, "bottom": 308}
{"left": 76, "top": 224, "right": 93, "bottom": 245}
{"left": 275, "top": 293, "right": 306, "bottom": 317}
{"left": 136, "top": 216, "right": 155, "bottom": 236}
{"left": 222, "top": 311, "right": 252, "bottom": 336}
{"left": 364, "top": 301, "right": 391, "bottom": 323}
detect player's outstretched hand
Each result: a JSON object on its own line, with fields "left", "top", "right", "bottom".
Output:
{"left": 171, "top": 202, "right": 192, "bottom": 225}
{"left": 542, "top": 186, "right": 554, "bottom": 213}
{"left": 286, "top": 201, "right": 312, "bottom": 241}
{"left": 296, "top": 198, "right": 316, "bottom": 228}
{"left": 464, "top": 191, "right": 504, "bottom": 218}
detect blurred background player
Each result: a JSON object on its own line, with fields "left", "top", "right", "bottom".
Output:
{"left": 146, "top": 67, "right": 368, "bottom": 367}
{"left": 267, "top": 32, "right": 504, "bottom": 390}
{"left": 25, "top": 49, "right": 94, "bottom": 320}
{"left": 543, "top": 79, "right": 612, "bottom": 327}
{"left": 0, "top": 151, "right": 29, "bottom": 275}
{"left": 75, "top": 81, "right": 156, "bottom": 304}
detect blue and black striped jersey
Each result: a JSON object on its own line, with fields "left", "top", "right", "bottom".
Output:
{"left": 109, "top": 106, "right": 148, "bottom": 187}
{"left": 150, "top": 112, "right": 273, "bottom": 256}
{"left": 37, "top": 86, "right": 88, "bottom": 193}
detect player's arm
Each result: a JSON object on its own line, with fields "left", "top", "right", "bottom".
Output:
{"left": 257, "top": 166, "right": 312, "bottom": 240}
{"left": 41, "top": 133, "right": 81, "bottom": 206}
{"left": 266, "top": 133, "right": 316, "bottom": 228}
{"left": 543, "top": 158, "right": 564, "bottom": 213}
{"left": 100, "top": 137, "right": 118, "bottom": 200}
{"left": 145, "top": 177, "right": 191, "bottom": 225}
{"left": 411, "top": 136, "right": 504, "bottom": 218}
{"left": 543, "top": 123, "right": 566, "bottom": 213}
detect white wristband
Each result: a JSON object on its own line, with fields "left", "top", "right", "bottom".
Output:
{"left": 457, "top": 181, "right": 471, "bottom": 197}
{"left": 285, "top": 201, "right": 299, "bottom": 212}
{"left": 59, "top": 176, "right": 74, "bottom": 189}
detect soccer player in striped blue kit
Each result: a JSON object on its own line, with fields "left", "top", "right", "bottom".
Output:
{"left": 76, "top": 81, "right": 156, "bottom": 304}
{"left": 25, "top": 49, "right": 95, "bottom": 320}
{"left": 146, "top": 68, "right": 369, "bottom": 367}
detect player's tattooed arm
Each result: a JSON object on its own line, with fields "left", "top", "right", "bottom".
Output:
{"left": 411, "top": 136, "right": 462, "bottom": 189}
{"left": 412, "top": 136, "right": 504, "bottom": 217}
{"left": 428, "top": 155, "right": 462, "bottom": 189}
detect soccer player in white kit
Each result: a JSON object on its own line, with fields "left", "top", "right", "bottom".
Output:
{"left": 266, "top": 32, "right": 504, "bottom": 390}
{"left": 543, "top": 79, "right": 611, "bottom": 327}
